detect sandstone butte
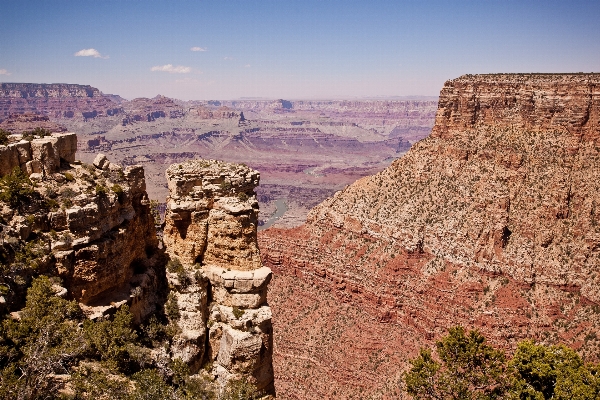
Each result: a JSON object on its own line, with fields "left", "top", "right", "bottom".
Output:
{"left": 258, "top": 73, "right": 600, "bottom": 398}
{"left": 0, "top": 133, "right": 274, "bottom": 394}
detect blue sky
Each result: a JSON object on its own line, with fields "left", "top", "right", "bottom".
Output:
{"left": 1, "top": 0, "right": 598, "bottom": 100}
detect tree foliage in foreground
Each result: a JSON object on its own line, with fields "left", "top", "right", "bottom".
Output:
{"left": 0, "top": 276, "right": 264, "bottom": 399}
{"left": 404, "top": 327, "right": 600, "bottom": 400}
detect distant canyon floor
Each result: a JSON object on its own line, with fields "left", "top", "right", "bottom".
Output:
{"left": 58, "top": 98, "right": 437, "bottom": 228}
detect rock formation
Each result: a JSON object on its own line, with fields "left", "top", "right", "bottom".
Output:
{"left": 0, "top": 131, "right": 274, "bottom": 395}
{"left": 0, "top": 133, "right": 162, "bottom": 322}
{"left": 258, "top": 73, "right": 600, "bottom": 397}
{"left": 0, "top": 132, "right": 77, "bottom": 177}
{"left": 163, "top": 160, "right": 274, "bottom": 393}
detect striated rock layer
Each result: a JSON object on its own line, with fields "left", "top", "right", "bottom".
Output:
{"left": 0, "top": 134, "right": 163, "bottom": 322}
{"left": 163, "top": 160, "right": 274, "bottom": 393}
{"left": 0, "top": 83, "right": 122, "bottom": 120}
{"left": 259, "top": 73, "right": 600, "bottom": 398}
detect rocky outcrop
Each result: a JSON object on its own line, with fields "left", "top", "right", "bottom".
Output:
{"left": 258, "top": 73, "right": 600, "bottom": 398}
{"left": 0, "top": 132, "right": 76, "bottom": 176}
{"left": 163, "top": 160, "right": 274, "bottom": 393}
{"left": 432, "top": 73, "right": 600, "bottom": 139}
{"left": 120, "top": 95, "right": 184, "bottom": 126}
{"left": 164, "top": 160, "right": 262, "bottom": 270}
{"left": 193, "top": 106, "right": 241, "bottom": 120}
{"left": 0, "top": 134, "right": 162, "bottom": 322}
{"left": 53, "top": 160, "right": 160, "bottom": 308}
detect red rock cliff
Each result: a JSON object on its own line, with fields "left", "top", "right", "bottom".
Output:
{"left": 258, "top": 73, "right": 600, "bottom": 398}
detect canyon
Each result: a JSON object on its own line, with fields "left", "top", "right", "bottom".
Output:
{"left": 0, "top": 83, "right": 437, "bottom": 228}
{"left": 3, "top": 74, "right": 600, "bottom": 398}
{"left": 258, "top": 73, "right": 600, "bottom": 398}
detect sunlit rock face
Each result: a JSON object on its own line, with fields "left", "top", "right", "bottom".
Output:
{"left": 164, "top": 159, "right": 274, "bottom": 393}
{"left": 258, "top": 73, "right": 600, "bottom": 398}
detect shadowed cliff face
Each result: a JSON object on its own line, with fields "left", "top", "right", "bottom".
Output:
{"left": 258, "top": 74, "right": 600, "bottom": 399}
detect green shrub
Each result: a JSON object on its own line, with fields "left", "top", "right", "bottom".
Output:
{"left": 95, "top": 184, "right": 108, "bottom": 195}
{"left": 220, "top": 180, "right": 232, "bottom": 191}
{"left": 0, "top": 276, "right": 85, "bottom": 398}
{"left": 232, "top": 306, "right": 245, "bottom": 319}
{"left": 111, "top": 183, "right": 124, "bottom": 194}
{"left": 0, "top": 167, "right": 34, "bottom": 208}
{"left": 170, "top": 357, "right": 189, "bottom": 386}
{"left": 21, "top": 127, "right": 51, "bottom": 141}
{"left": 83, "top": 305, "right": 138, "bottom": 372}
{"left": 71, "top": 366, "right": 130, "bottom": 399}
{"left": 44, "top": 198, "right": 59, "bottom": 210}
{"left": 403, "top": 327, "right": 600, "bottom": 399}
{"left": 13, "top": 238, "right": 48, "bottom": 270}
{"left": 180, "top": 375, "right": 217, "bottom": 399}
{"left": 62, "top": 198, "right": 73, "bottom": 209}
{"left": 64, "top": 172, "right": 75, "bottom": 182}
{"left": 222, "top": 377, "right": 260, "bottom": 400}
{"left": 237, "top": 192, "right": 249, "bottom": 201}
{"left": 25, "top": 214, "right": 35, "bottom": 225}
{"left": 112, "top": 184, "right": 125, "bottom": 202}
{"left": 167, "top": 258, "right": 185, "bottom": 274}
{"left": 130, "top": 369, "right": 174, "bottom": 400}
{"left": 165, "top": 292, "right": 180, "bottom": 321}
{"left": 0, "top": 129, "right": 9, "bottom": 146}
{"left": 140, "top": 315, "right": 167, "bottom": 348}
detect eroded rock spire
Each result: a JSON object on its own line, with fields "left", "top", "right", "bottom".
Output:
{"left": 164, "top": 159, "right": 274, "bottom": 394}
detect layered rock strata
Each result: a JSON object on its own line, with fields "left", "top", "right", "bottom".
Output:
{"left": 164, "top": 160, "right": 274, "bottom": 393}
{"left": 0, "top": 133, "right": 162, "bottom": 321}
{"left": 258, "top": 73, "right": 600, "bottom": 398}
{"left": 0, "top": 83, "right": 122, "bottom": 119}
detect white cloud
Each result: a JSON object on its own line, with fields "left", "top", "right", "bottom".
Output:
{"left": 223, "top": 57, "right": 234, "bottom": 60}
{"left": 74, "top": 48, "right": 108, "bottom": 59}
{"left": 151, "top": 64, "right": 192, "bottom": 74}
{"left": 244, "top": 64, "right": 251, "bottom": 68}
{"left": 0, "top": 69, "right": 11, "bottom": 76}
{"left": 190, "top": 47, "right": 207, "bottom": 52}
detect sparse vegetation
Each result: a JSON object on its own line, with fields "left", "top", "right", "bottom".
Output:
{"left": 220, "top": 180, "right": 232, "bottom": 191}
{"left": 404, "top": 327, "right": 600, "bottom": 399}
{"left": 0, "top": 129, "right": 9, "bottom": 146}
{"left": 165, "top": 291, "right": 180, "bottom": 321}
{"left": 95, "top": 184, "right": 108, "bottom": 195}
{"left": 64, "top": 172, "right": 75, "bottom": 182}
{"left": 232, "top": 306, "right": 245, "bottom": 319}
{"left": 21, "top": 127, "right": 52, "bottom": 141}
{"left": 0, "top": 167, "right": 34, "bottom": 208}
{"left": 0, "top": 276, "right": 261, "bottom": 399}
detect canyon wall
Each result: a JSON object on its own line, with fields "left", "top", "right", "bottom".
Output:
{"left": 258, "top": 73, "right": 600, "bottom": 398}
{"left": 0, "top": 83, "right": 122, "bottom": 120}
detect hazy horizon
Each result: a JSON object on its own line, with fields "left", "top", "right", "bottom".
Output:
{"left": 1, "top": 0, "right": 599, "bottom": 100}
